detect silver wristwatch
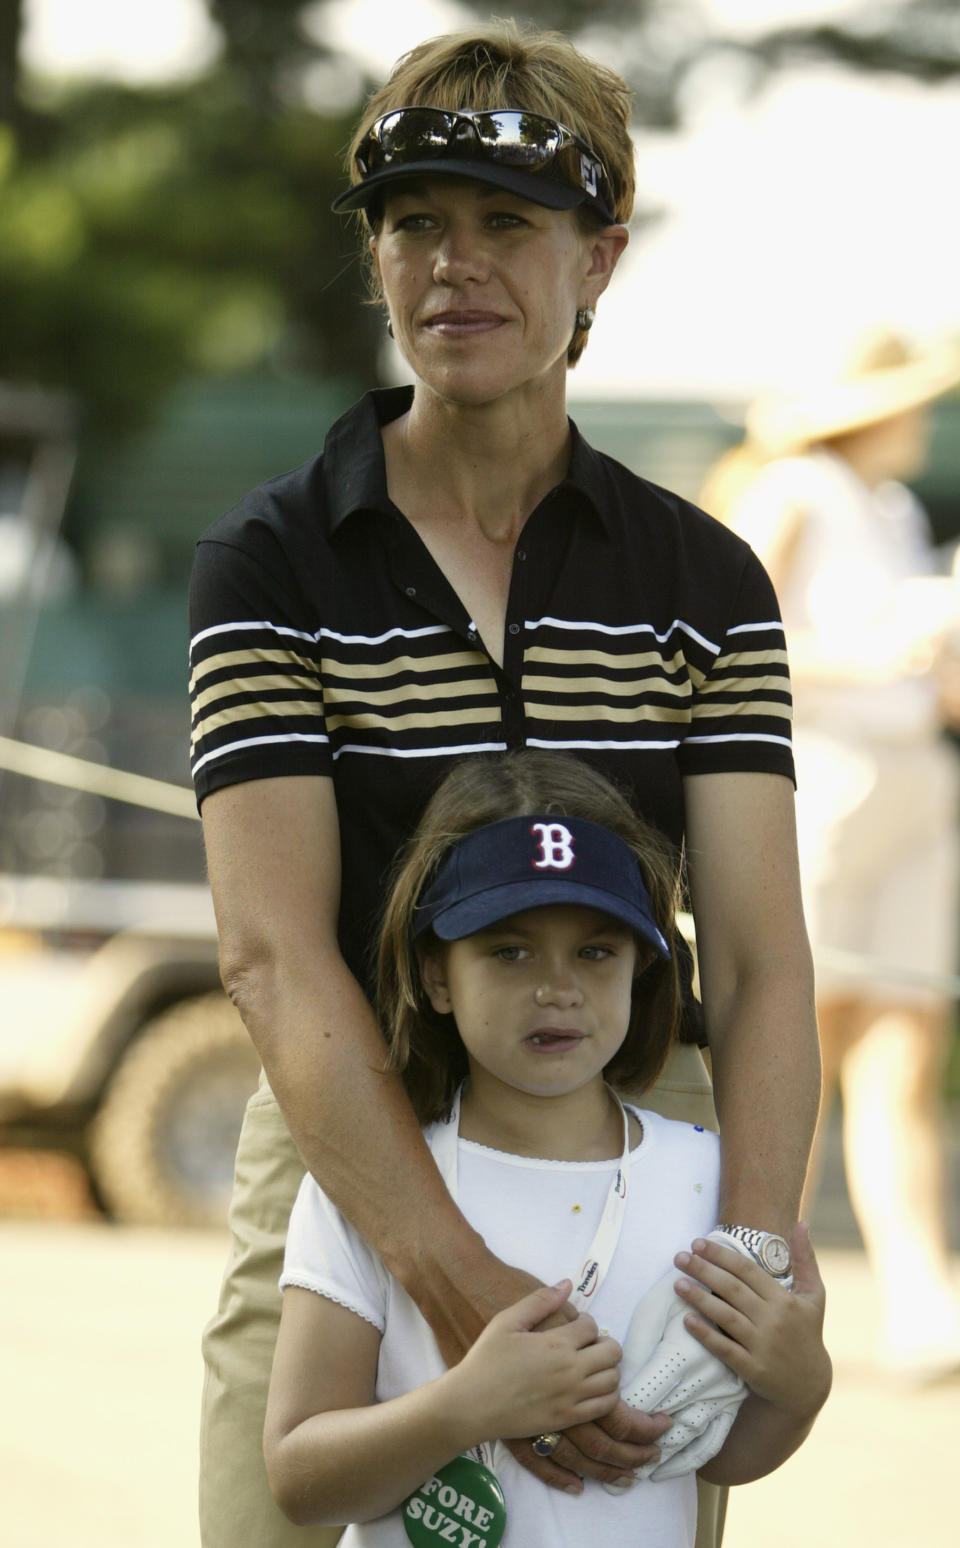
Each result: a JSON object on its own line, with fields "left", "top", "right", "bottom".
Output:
{"left": 713, "top": 1224, "right": 793, "bottom": 1286}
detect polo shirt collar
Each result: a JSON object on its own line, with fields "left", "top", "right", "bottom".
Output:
{"left": 322, "top": 386, "right": 611, "bottom": 536}
{"left": 564, "top": 416, "right": 613, "bottom": 534}
{"left": 323, "top": 387, "right": 409, "bottom": 532}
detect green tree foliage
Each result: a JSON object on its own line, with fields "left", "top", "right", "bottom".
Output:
{"left": 0, "top": 70, "right": 380, "bottom": 436}
{"left": 0, "top": 0, "right": 383, "bottom": 438}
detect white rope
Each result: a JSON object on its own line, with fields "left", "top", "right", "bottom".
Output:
{"left": 0, "top": 735, "right": 199, "bottom": 821}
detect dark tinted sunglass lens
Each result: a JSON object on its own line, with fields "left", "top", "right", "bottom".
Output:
{"left": 376, "top": 109, "right": 454, "bottom": 166}
{"left": 474, "top": 112, "right": 559, "bottom": 168}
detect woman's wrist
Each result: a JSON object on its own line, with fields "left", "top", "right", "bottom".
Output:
{"left": 394, "top": 1227, "right": 545, "bottom": 1374}
{"left": 392, "top": 1217, "right": 497, "bottom": 1329}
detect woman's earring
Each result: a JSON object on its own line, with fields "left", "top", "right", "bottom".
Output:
{"left": 575, "top": 307, "right": 595, "bottom": 331}
{"left": 386, "top": 317, "right": 395, "bottom": 339}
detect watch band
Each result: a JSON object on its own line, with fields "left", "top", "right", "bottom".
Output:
{"left": 713, "top": 1224, "right": 794, "bottom": 1287}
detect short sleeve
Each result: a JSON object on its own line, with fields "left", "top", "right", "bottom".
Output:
{"left": 280, "top": 1171, "right": 390, "bottom": 1332}
{"left": 679, "top": 547, "right": 795, "bottom": 782}
{"left": 188, "top": 536, "right": 331, "bottom": 807}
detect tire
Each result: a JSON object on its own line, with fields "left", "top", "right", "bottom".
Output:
{"left": 89, "top": 991, "right": 260, "bottom": 1228}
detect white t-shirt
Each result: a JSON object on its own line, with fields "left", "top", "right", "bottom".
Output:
{"left": 281, "top": 1106, "right": 721, "bottom": 1548}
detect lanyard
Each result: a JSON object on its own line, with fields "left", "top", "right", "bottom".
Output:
{"left": 431, "top": 1085, "right": 632, "bottom": 1468}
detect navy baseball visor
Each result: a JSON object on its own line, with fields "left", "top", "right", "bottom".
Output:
{"left": 412, "top": 814, "right": 670, "bottom": 959}
{"left": 332, "top": 107, "right": 616, "bottom": 225}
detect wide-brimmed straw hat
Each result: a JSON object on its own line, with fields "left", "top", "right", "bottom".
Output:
{"left": 746, "top": 329, "right": 960, "bottom": 456}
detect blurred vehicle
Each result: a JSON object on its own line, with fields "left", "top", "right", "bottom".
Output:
{"left": 0, "top": 383, "right": 258, "bottom": 1228}
{"left": 0, "top": 880, "right": 258, "bottom": 1228}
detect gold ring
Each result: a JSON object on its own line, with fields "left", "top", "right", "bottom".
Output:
{"left": 532, "top": 1432, "right": 562, "bottom": 1457}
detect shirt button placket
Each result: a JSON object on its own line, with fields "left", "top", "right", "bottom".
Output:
{"left": 502, "top": 622, "right": 525, "bottom": 748}
{"left": 502, "top": 543, "right": 528, "bottom": 748}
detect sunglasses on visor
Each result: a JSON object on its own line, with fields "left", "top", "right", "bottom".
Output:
{"left": 354, "top": 107, "right": 614, "bottom": 221}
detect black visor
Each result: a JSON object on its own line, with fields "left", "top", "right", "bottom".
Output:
{"left": 332, "top": 107, "right": 616, "bottom": 224}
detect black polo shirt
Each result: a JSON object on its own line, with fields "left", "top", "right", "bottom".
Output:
{"left": 189, "top": 386, "right": 793, "bottom": 993}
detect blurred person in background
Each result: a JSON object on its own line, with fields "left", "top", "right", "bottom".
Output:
{"left": 703, "top": 330, "right": 960, "bottom": 1382}
{"left": 189, "top": 22, "right": 818, "bottom": 1548}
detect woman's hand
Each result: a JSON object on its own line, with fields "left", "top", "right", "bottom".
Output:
{"left": 501, "top": 1402, "right": 672, "bottom": 1495}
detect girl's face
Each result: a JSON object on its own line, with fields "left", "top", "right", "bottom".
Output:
{"left": 370, "top": 178, "right": 627, "bottom": 411}
{"left": 420, "top": 903, "right": 645, "bottom": 1103}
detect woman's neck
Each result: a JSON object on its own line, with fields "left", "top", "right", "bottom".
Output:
{"left": 458, "top": 1072, "right": 632, "bottom": 1162}
{"left": 383, "top": 381, "right": 572, "bottom": 544}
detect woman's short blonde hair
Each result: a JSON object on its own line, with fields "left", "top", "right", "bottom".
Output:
{"left": 345, "top": 20, "right": 635, "bottom": 366}
{"left": 375, "top": 751, "right": 681, "bottom": 1124}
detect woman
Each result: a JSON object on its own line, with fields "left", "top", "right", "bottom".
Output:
{"left": 712, "top": 330, "right": 960, "bottom": 1381}
{"left": 189, "top": 22, "right": 818, "bottom": 1548}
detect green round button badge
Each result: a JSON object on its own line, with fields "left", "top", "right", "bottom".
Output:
{"left": 403, "top": 1455, "right": 506, "bottom": 1548}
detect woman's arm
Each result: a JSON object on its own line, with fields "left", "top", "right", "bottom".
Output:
{"left": 683, "top": 771, "right": 820, "bottom": 1235}
{"left": 202, "top": 775, "right": 665, "bottom": 1490}
{"left": 680, "top": 1225, "right": 832, "bottom": 1484}
{"left": 203, "top": 776, "right": 500, "bottom": 1334}
{"left": 264, "top": 1279, "right": 622, "bottom": 1526}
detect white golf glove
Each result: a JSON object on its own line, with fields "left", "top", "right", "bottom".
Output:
{"left": 604, "top": 1257, "right": 747, "bottom": 1485}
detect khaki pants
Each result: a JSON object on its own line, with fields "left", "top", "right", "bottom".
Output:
{"left": 199, "top": 1044, "right": 727, "bottom": 1548}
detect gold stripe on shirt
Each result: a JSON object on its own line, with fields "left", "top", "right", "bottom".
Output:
{"left": 691, "top": 698, "right": 793, "bottom": 723}
{"left": 189, "top": 646, "right": 318, "bottom": 694}
{"left": 191, "top": 698, "right": 325, "bottom": 748}
{"left": 324, "top": 677, "right": 498, "bottom": 709}
{"left": 325, "top": 705, "right": 502, "bottom": 735}
{"left": 524, "top": 701, "right": 692, "bottom": 725}
{"left": 522, "top": 672, "right": 692, "bottom": 701}
{"left": 320, "top": 649, "right": 489, "bottom": 680}
{"left": 191, "top": 672, "right": 320, "bottom": 716}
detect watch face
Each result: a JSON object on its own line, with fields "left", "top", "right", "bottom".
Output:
{"left": 760, "top": 1235, "right": 792, "bottom": 1276}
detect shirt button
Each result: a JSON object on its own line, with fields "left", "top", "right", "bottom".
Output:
{"left": 516, "top": 548, "right": 527, "bottom": 563}
{"left": 508, "top": 623, "right": 520, "bottom": 636}
{"left": 404, "top": 586, "right": 416, "bottom": 598}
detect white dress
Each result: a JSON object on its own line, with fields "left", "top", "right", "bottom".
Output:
{"left": 730, "top": 448, "right": 960, "bottom": 1000}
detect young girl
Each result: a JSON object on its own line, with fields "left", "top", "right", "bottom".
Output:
{"left": 264, "top": 753, "right": 830, "bottom": 1547}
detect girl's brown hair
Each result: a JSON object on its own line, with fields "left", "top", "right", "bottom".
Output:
{"left": 376, "top": 751, "right": 681, "bottom": 1123}
{"left": 346, "top": 19, "right": 636, "bottom": 366}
